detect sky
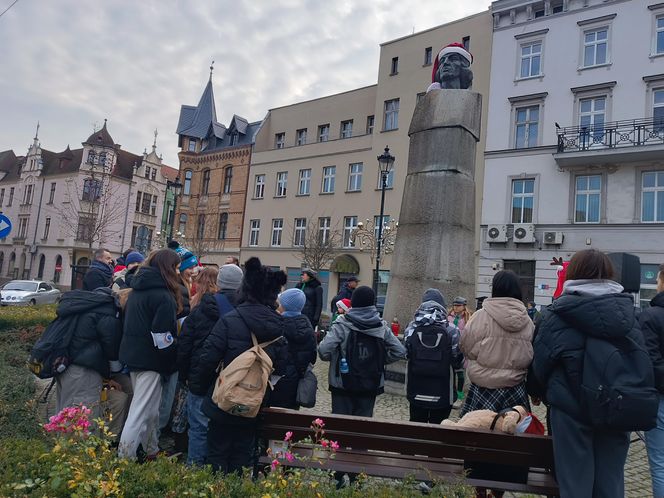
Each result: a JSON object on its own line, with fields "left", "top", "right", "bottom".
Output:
{"left": 0, "top": 0, "right": 490, "bottom": 168}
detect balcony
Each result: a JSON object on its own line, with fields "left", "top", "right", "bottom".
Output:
{"left": 554, "top": 117, "right": 664, "bottom": 168}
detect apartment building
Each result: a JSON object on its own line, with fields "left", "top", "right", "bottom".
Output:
{"left": 480, "top": 0, "right": 664, "bottom": 307}
{"left": 243, "top": 11, "right": 493, "bottom": 314}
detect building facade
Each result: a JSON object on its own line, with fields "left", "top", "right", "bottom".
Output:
{"left": 243, "top": 11, "right": 493, "bottom": 317}
{"left": 0, "top": 122, "right": 175, "bottom": 289}
{"left": 175, "top": 76, "right": 259, "bottom": 265}
{"left": 480, "top": 0, "right": 664, "bottom": 307}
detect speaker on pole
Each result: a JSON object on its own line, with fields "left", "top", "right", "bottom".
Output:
{"left": 607, "top": 252, "right": 641, "bottom": 293}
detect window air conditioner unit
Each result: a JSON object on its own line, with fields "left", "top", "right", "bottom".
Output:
{"left": 486, "top": 224, "right": 508, "bottom": 243}
{"left": 513, "top": 223, "right": 535, "bottom": 243}
{"left": 543, "top": 231, "right": 564, "bottom": 245}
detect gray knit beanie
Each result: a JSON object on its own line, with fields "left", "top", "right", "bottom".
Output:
{"left": 217, "top": 264, "right": 243, "bottom": 290}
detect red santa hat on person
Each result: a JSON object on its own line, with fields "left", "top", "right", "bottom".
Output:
{"left": 431, "top": 42, "right": 473, "bottom": 83}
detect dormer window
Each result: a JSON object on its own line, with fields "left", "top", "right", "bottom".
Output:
{"left": 188, "top": 138, "right": 197, "bottom": 152}
{"left": 230, "top": 132, "right": 238, "bottom": 146}
{"left": 144, "top": 167, "right": 151, "bottom": 179}
{"left": 87, "top": 151, "right": 96, "bottom": 165}
{"left": 98, "top": 152, "right": 107, "bottom": 167}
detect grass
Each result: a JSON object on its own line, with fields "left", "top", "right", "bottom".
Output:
{"left": 0, "top": 304, "right": 57, "bottom": 330}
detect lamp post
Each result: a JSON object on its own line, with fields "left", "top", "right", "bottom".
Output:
{"left": 375, "top": 146, "right": 395, "bottom": 295}
{"left": 166, "top": 177, "right": 183, "bottom": 241}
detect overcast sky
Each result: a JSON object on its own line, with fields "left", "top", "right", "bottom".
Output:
{"left": 0, "top": 0, "right": 489, "bottom": 167}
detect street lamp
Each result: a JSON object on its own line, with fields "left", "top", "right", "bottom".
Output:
{"left": 375, "top": 146, "right": 395, "bottom": 295}
{"left": 166, "top": 177, "right": 183, "bottom": 241}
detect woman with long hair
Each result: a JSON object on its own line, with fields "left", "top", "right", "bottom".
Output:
{"left": 448, "top": 296, "right": 472, "bottom": 403}
{"left": 118, "top": 249, "right": 181, "bottom": 460}
{"left": 190, "top": 267, "right": 219, "bottom": 309}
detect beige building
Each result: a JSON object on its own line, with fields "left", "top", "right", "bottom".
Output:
{"left": 243, "top": 10, "right": 492, "bottom": 318}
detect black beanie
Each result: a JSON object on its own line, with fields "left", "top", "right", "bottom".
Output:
{"left": 351, "top": 285, "right": 376, "bottom": 308}
{"left": 422, "top": 288, "right": 446, "bottom": 307}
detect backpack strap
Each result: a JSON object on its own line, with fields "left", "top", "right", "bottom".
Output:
{"left": 214, "top": 293, "right": 234, "bottom": 317}
{"left": 490, "top": 408, "right": 523, "bottom": 431}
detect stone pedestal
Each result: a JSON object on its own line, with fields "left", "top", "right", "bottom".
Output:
{"left": 383, "top": 90, "right": 481, "bottom": 335}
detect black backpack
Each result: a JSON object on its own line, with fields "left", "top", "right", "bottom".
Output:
{"left": 341, "top": 330, "right": 386, "bottom": 394}
{"left": 407, "top": 325, "right": 452, "bottom": 378}
{"left": 581, "top": 335, "right": 659, "bottom": 431}
{"left": 28, "top": 314, "right": 78, "bottom": 379}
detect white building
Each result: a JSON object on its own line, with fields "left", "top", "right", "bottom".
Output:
{"left": 480, "top": 0, "right": 664, "bottom": 307}
{"left": 0, "top": 122, "right": 177, "bottom": 289}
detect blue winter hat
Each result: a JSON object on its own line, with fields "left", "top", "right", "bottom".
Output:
{"left": 179, "top": 251, "right": 198, "bottom": 272}
{"left": 278, "top": 288, "right": 306, "bottom": 314}
{"left": 125, "top": 251, "right": 145, "bottom": 265}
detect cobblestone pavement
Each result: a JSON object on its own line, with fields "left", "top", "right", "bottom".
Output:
{"left": 305, "top": 361, "right": 654, "bottom": 497}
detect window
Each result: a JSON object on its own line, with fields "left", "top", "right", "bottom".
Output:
{"left": 390, "top": 57, "right": 399, "bottom": 75}
{"left": 384, "top": 99, "right": 399, "bottom": 131}
{"left": 179, "top": 213, "right": 188, "bottom": 233}
{"left": 144, "top": 167, "right": 151, "bottom": 179}
{"left": 322, "top": 166, "right": 336, "bottom": 193}
{"left": 657, "top": 16, "right": 664, "bottom": 54}
{"left": 515, "top": 105, "right": 539, "bottom": 148}
{"left": 43, "top": 217, "right": 51, "bottom": 239}
{"left": 552, "top": 4, "right": 563, "bottom": 14}
{"left": 296, "top": 128, "right": 307, "bottom": 146}
{"left": 249, "top": 219, "right": 260, "bottom": 246}
{"left": 520, "top": 42, "right": 542, "bottom": 78}
{"left": 48, "top": 182, "right": 56, "bottom": 204}
{"left": 37, "top": 255, "right": 46, "bottom": 279}
{"left": 230, "top": 132, "right": 238, "bottom": 146}
{"left": 318, "top": 217, "right": 331, "bottom": 245}
{"left": 374, "top": 215, "right": 390, "bottom": 240}
{"left": 87, "top": 151, "right": 96, "bottom": 165}
{"left": 511, "top": 179, "right": 535, "bottom": 223}
{"left": 218, "top": 213, "right": 228, "bottom": 240}
{"left": 343, "top": 216, "right": 357, "bottom": 248}
{"left": 424, "top": 47, "right": 433, "bottom": 65}
{"left": 8, "top": 187, "right": 13, "bottom": 206}
{"left": 183, "top": 170, "right": 192, "bottom": 195}
{"left": 23, "top": 184, "right": 33, "bottom": 205}
{"left": 0, "top": 189, "right": 4, "bottom": 206}
{"left": 223, "top": 167, "right": 233, "bottom": 194}
{"left": 98, "top": 152, "right": 107, "bottom": 167}
{"left": 642, "top": 171, "right": 664, "bottom": 222}
{"left": 654, "top": 89, "right": 664, "bottom": 132}
{"left": 201, "top": 169, "right": 211, "bottom": 195}
{"left": 276, "top": 172, "right": 288, "bottom": 197}
{"left": 293, "top": 218, "right": 306, "bottom": 247}
{"left": 53, "top": 255, "right": 62, "bottom": 284}
{"left": 135, "top": 191, "right": 142, "bottom": 212}
{"left": 18, "top": 218, "right": 28, "bottom": 238}
{"left": 463, "top": 36, "right": 471, "bottom": 50}
{"left": 340, "top": 120, "right": 353, "bottom": 139}
{"left": 254, "top": 174, "right": 265, "bottom": 198}
{"left": 151, "top": 168, "right": 157, "bottom": 181}
{"left": 583, "top": 28, "right": 608, "bottom": 67}
{"left": 348, "top": 163, "right": 363, "bottom": 191}
{"left": 579, "top": 96, "right": 606, "bottom": 145}
{"left": 76, "top": 216, "right": 92, "bottom": 241}
{"left": 275, "top": 133, "right": 285, "bottom": 149}
{"left": 141, "top": 192, "right": 152, "bottom": 214}
{"left": 318, "top": 124, "right": 330, "bottom": 142}
{"left": 575, "top": 175, "right": 601, "bottom": 223}
{"left": 271, "top": 219, "right": 283, "bottom": 247}
{"left": 197, "top": 214, "right": 206, "bottom": 239}
{"left": 366, "top": 115, "right": 375, "bottom": 134}
{"left": 82, "top": 179, "right": 101, "bottom": 202}
{"left": 150, "top": 195, "right": 157, "bottom": 216}
{"left": 298, "top": 169, "right": 311, "bottom": 195}
{"left": 188, "top": 138, "right": 196, "bottom": 152}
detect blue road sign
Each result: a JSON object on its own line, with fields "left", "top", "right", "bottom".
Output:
{"left": 0, "top": 214, "right": 12, "bottom": 239}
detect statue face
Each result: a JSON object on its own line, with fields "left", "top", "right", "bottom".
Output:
{"left": 437, "top": 53, "right": 469, "bottom": 82}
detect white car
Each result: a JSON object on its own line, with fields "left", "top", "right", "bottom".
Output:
{"left": 0, "top": 280, "right": 62, "bottom": 306}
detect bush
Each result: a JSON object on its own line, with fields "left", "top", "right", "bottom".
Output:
{"left": 0, "top": 304, "right": 56, "bottom": 330}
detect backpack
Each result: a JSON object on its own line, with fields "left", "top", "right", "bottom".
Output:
{"left": 28, "top": 314, "right": 79, "bottom": 379}
{"left": 211, "top": 333, "right": 282, "bottom": 418}
{"left": 407, "top": 325, "right": 452, "bottom": 378}
{"left": 214, "top": 293, "right": 234, "bottom": 317}
{"left": 340, "top": 329, "right": 386, "bottom": 394}
{"left": 580, "top": 335, "right": 659, "bottom": 431}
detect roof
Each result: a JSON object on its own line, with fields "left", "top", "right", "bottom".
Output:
{"left": 40, "top": 147, "right": 83, "bottom": 176}
{"left": 161, "top": 165, "right": 179, "bottom": 182}
{"left": 83, "top": 121, "right": 115, "bottom": 147}
{"left": 114, "top": 149, "right": 143, "bottom": 180}
{"left": 0, "top": 150, "right": 22, "bottom": 184}
{"left": 176, "top": 79, "right": 221, "bottom": 139}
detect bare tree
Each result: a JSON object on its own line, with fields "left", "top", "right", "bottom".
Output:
{"left": 296, "top": 217, "right": 340, "bottom": 273}
{"left": 186, "top": 210, "right": 226, "bottom": 262}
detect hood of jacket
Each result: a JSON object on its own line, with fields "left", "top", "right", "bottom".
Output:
{"left": 651, "top": 291, "right": 664, "bottom": 309}
{"left": 336, "top": 309, "right": 385, "bottom": 337}
{"left": 234, "top": 302, "right": 285, "bottom": 342}
{"left": 283, "top": 314, "right": 314, "bottom": 343}
{"left": 482, "top": 297, "right": 531, "bottom": 333}
{"left": 57, "top": 288, "right": 117, "bottom": 318}
{"left": 130, "top": 266, "right": 167, "bottom": 291}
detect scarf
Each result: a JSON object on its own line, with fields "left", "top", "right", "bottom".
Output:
{"left": 404, "top": 300, "right": 448, "bottom": 338}
{"left": 90, "top": 260, "right": 113, "bottom": 279}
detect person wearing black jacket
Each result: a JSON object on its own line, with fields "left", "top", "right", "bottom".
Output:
{"left": 82, "top": 248, "right": 114, "bottom": 290}
{"left": 298, "top": 269, "right": 323, "bottom": 328}
{"left": 118, "top": 249, "right": 181, "bottom": 460}
{"left": 329, "top": 276, "right": 358, "bottom": 314}
{"left": 54, "top": 287, "right": 121, "bottom": 419}
{"left": 189, "top": 257, "right": 289, "bottom": 474}
{"left": 271, "top": 288, "right": 317, "bottom": 409}
{"left": 640, "top": 263, "right": 664, "bottom": 498}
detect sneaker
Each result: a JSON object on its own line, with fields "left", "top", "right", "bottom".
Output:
{"left": 457, "top": 390, "right": 465, "bottom": 401}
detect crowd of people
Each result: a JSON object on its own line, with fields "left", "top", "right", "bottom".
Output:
{"left": 43, "top": 245, "right": 664, "bottom": 498}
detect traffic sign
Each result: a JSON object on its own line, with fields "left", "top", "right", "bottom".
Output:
{"left": 0, "top": 214, "right": 11, "bottom": 239}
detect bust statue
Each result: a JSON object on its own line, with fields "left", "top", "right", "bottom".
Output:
{"left": 426, "top": 42, "right": 473, "bottom": 93}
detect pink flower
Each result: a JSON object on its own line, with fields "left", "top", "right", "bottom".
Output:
{"left": 285, "top": 451, "right": 295, "bottom": 463}
{"left": 321, "top": 440, "right": 329, "bottom": 448}
{"left": 312, "top": 418, "right": 325, "bottom": 428}
{"left": 284, "top": 431, "right": 293, "bottom": 442}
{"left": 330, "top": 440, "right": 340, "bottom": 452}
{"left": 271, "top": 459, "right": 280, "bottom": 471}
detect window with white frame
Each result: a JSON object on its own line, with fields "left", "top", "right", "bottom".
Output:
{"left": 642, "top": 171, "right": 664, "bottom": 222}
{"left": 343, "top": 216, "right": 357, "bottom": 248}
{"left": 384, "top": 99, "right": 399, "bottom": 131}
{"left": 188, "top": 138, "right": 196, "bottom": 152}
{"left": 654, "top": 89, "right": 664, "bottom": 132}
{"left": 511, "top": 179, "right": 535, "bottom": 223}
{"left": 575, "top": 175, "right": 601, "bottom": 223}
{"left": 656, "top": 15, "right": 664, "bottom": 55}
{"left": 48, "top": 183, "right": 56, "bottom": 204}
{"left": 579, "top": 96, "right": 606, "bottom": 145}
{"left": 424, "top": 47, "right": 433, "bottom": 65}
{"left": 348, "top": 163, "right": 363, "bottom": 191}
{"left": 43, "top": 218, "right": 51, "bottom": 239}
{"left": 223, "top": 167, "right": 233, "bottom": 194}
{"left": 249, "top": 219, "right": 260, "bottom": 246}
{"left": 296, "top": 128, "right": 307, "bottom": 146}
{"left": 254, "top": 174, "right": 265, "bottom": 199}
{"left": 179, "top": 213, "right": 188, "bottom": 234}
{"left": 293, "top": 218, "right": 307, "bottom": 247}
{"left": 340, "top": 120, "right": 353, "bottom": 139}
{"left": 275, "top": 133, "right": 285, "bottom": 149}
{"left": 183, "top": 170, "right": 192, "bottom": 195}
{"left": 322, "top": 166, "right": 336, "bottom": 193}
{"left": 366, "top": 115, "right": 375, "bottom": 134}
{"left": 318, "top": 217, "right": 331, "bottom": 245}
{"left": 520, "top": 42, "right": 542, "bottom": 78}
{"left": 318, "top": 124, "right": 330, "bottom": 142}
{"left": 515, "top": 105, "right": 539, "bottom": 148}
{"left": 276, "top": 171, "right": 287, "bottom": 197}
{"left": 378, "top": 166, "right": 395, "bottom": 189}
{"left": 374, "top": 215, "right": 390, "bottom": 240}
{"left": 298, "top": 169, "right": 311, "bottom": 195}
{"left": 583, "top": 28, "right": 608, "bottom": 67}
{"left": 18, "top": 218, "right": 29, "bottom": 238}
{"left": 271, "top": 219, "right": 283, "bottom": 247}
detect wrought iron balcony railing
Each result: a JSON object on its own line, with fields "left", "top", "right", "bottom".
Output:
{"left": 557, "top": 117, "right": 664, "bottom": 153}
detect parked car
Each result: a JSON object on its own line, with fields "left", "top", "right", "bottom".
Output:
{"left": 0, "top": 280, "right": 61, "bottom": 306}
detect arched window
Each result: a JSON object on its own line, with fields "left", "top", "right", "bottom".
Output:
{"left": 223, "top": 167, "right": 233, "bottom": 194}
{"left": 201, "top": 169, "right": 211, "bottom": 195}
{"left": 178, "top": 213, "right": 188, "bottom": 235}
{"left": 183, "top": 170, "right": 193, "bottom": 195}
{"left": 135, "top": 226, "right": 151, "bottom": 255}
{"left": 218, "top": 213, "right": 228, "bottom": 240}
{"left": 54, "top": 255, "right": 62, "bottom": 284}
{"left": 7, "top": 252, "right": 15, "bottom": 277}
{"left": 37, "top": 254, "right": 46, "bottom": 279}
{"left": 197, "top": 215, "right": 206, "bottom": 240}
{"left": 82, "top": 178, "right": 102, "bottom": 201}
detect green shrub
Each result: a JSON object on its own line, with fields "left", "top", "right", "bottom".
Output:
{"left": 0, "top": 304, "right": 57, "bottom": 330}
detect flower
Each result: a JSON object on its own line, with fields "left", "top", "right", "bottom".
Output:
{"left": 285, "top": 451, "right": 295, "bottom": 463}
{"left": 321, "top": 440, "right": 329, "bottom": 448}
{"left": 330, "top": 440, "right": 340, "bottom": 451}
{"left": 312, "top": 418, "right": 325, "bottom": 428}
{"left": 284, "top": 431, "right": 293, "bottom": 442}
{"left": 271, "top": 459, "right": 280, "bottom": 471}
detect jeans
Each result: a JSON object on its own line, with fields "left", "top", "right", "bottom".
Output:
{"left": 186, "top": 392, "right": 209, "bottom": 466}
{"left": 159, "top": 372, "right": 179, "bottom": 430}
{"left": 207, "top": 418, "right": 256, "bottom": 475}
{"left": 646, "top": 396, "right": 664, "bottom": 498}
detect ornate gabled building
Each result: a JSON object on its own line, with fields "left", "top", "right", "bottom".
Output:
{"left": 175, "top": 73, "right": 260, "bottom": 265}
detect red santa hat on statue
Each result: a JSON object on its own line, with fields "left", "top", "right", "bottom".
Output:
{"left": 431, "top": 42, "right": 473, "bottom": 83}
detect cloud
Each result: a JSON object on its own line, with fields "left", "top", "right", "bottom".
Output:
{"left": 0, "top": 0, "right": 489, "bottom": 166}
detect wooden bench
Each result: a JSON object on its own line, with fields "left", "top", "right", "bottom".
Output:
{"left": 258, "top": 408, "right": 559, "bottom": 497}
